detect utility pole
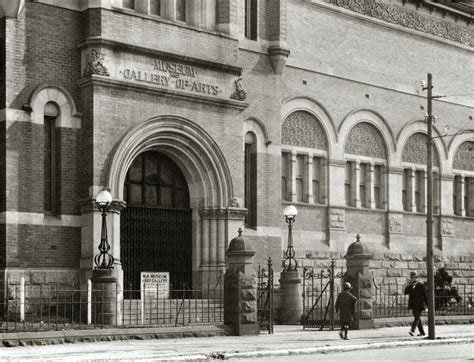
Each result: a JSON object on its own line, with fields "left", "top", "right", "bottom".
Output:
{"left": 424, "top": 73, "right": 435, "bottom": 339}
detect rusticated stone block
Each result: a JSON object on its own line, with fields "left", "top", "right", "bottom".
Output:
{"left": 241, "top": 311, "right": 256, "bottom": 324}
{"left": 359, "top": 289, "right": 372, "bottom": 298}
{"left": 386, "top": 254, "right": 401, "bottom": 261}
{"left": 31, "top": 272, "right": 46, "bottom": 284}
{"left": 360, "top": 310, "right": 373, "bottom": 320}
{"left": 240, "top": 289, "right": 256, "bottom": 301}
{"left": 386, "top": 269, "right": 401, "bottom": 277}
{"left": 241, "top": 301, "right": 256, "bottom": 314}
{"left": 240, "top": 275, "right": 256, "bottom": 289}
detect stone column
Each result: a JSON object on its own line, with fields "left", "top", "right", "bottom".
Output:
{"left": 91, "top": 268, "right": 122, "bottom": 326}
{"left": 279, "top": 270, "right": 303, "bottom": 324}
{"left": 353, "top": 161, "right": 361, "bottom": 208}
{"left": 224, "top": 229, "right": 258, "bottom": 336}
{"left": 343, "top": 234, "right": 374, "bottom": 329}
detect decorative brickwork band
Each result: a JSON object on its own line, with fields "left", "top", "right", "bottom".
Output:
{"left": 83, "top": 49, "right": 110, "bottom": 77}
{"left": 328, "top": 0, "right": 473, "bottom": 47}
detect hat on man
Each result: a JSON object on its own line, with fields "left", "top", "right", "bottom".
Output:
{"left": 410, "top": 271, "right": 417, "bottom": 277}
{"left": 343, "top": 282, "right": 352, "bottom": 290}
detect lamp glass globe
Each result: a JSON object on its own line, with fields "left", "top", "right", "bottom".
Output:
{"left": 283, "top": 205, "right": 297, "bottom": 218}
{"left": 96, "top": 189, "right": 112, "bottom": 207}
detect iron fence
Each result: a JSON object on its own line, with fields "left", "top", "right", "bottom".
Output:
{"left": 0, "top": 269, "right": 224, "bottom": 333}
{"left": 256, "top": 257, "right": 274, "bottom": 334}
{"left": 373, "top": 279, "right": 474, "bottom": 318}
{"left": 302, "top": 260, "right": 345, "bottom": 330}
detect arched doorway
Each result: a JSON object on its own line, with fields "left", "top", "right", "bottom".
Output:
{"left": 120, "top": 151, "right": 192, "bottom": 297}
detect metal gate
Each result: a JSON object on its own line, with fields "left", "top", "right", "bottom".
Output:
{"left": 302, "top": 259, "right": 344, "bottom": 330}
{"left": 120, "top": 206, "right": 192, "bottom": 298}
{"left": 256, "top": 257, "right": 274, "bottom": 334}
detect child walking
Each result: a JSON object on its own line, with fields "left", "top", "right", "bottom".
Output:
{"left": 335, "top": 281, "right": 357, "bottom": 340}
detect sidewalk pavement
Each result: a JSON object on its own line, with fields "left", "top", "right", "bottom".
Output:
{"left": 144, "top": 324, "right": 474, "bottom": 360}
{"left": 1, "top": 324, "right": 472, "bottom": 360}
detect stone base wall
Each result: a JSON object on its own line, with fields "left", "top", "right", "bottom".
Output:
{"left": 370, "top": 253, "right": 474, "bottom": 289}
{"left": 0, "top": 269, "right": 80, "bottom": 299}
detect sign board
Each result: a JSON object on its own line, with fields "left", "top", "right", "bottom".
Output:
{"left": 140, "top": 272, "right": 170, "bottom": 299}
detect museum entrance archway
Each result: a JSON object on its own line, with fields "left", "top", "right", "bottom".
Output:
{"left": 120, "top": 151, "right": 192, "bottom": 298}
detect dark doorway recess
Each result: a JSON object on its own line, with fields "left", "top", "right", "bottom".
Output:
{"left": 120, "top": 151, "right": 192, "bottom": 298}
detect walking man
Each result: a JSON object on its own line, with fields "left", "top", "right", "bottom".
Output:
{"left": 404, "top": 271, "right": 427, "bottom": 336}
{"left": 335, "top": 281, "right": 357, "bottom": 340}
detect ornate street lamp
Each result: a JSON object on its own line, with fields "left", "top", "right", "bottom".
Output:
{"left": 94, "top": 188, "right": 115, "bottom": 269}
{"left": 283, "top": 205, "right": 298, "bottom": 271}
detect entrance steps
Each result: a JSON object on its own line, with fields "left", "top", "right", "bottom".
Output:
{"left": 122, "top": 298, "right": 224, "bottom": 326}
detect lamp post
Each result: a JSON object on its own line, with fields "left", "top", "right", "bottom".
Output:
{"left": 94, "top": 189, "right": 115, "bottom": 270}
{"left": 423, "top": 73, "right": 436, "bottom": 339}
{"left": 283, "top": 205, "right": 298, "bottom": 271}
{"left": 279, "top": 204, "right": 302, "bottom": 324}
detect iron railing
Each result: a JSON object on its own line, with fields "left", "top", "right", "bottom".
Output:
{"left": 373, "top": 279, "right": 474, "bottom": 318}
{"left": 0, "top": 269, "right": 224, "bottom": 333}
{"left": 302, "top": 260, "right": 345, "bottom": 330}
{"left": 256, "top": 257, "right": 274, "bottom": 334}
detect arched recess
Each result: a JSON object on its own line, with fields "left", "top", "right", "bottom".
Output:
{"left": 447, "top": 131, "right": 474, "bottom": 174}
{"left": 338, "top": 110, "right": 395, "bottom": 165}
{"left": 281, "top": 96, "right": 337, "bottom": 156}
{"left": 28, "top": 84, "right": 80, "bottom": 128}
{"left": 107, "top": 116, "right": 237, "bottom": 283}
{"left": 397, "top": 120, "right": 447, "bottom": 173}
{"left": 243, "top": 117, "right": 270, "bottom": 152}
{"left": 108, "top": 115, "right": 233, "bottom": 208}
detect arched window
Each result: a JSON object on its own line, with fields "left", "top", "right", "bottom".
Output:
{"left": 244, "top": 132, "right": 257, "bottom": 227}
{"left": 124, "top": 151, "right": 189, "bottom": 209}
{"left": 344, "top": 122, "right": 387, "bottom": 209}
{"left": 281, "top": 111, "right": 328, "bottom": 205}
{"left": 245, "top": 0, "right": 258, "bottom": 40}
{"left": 44, "top": 102, "right": 59, "bottom": 214}
{"left": 401, "top": 133, "right": 440, "bottom": 214}
{"left": 453, "top": 140, "right": 474, "bottom": 217}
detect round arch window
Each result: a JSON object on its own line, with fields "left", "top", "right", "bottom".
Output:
{"left": 124, "top": 151, "right": 190, "bottom": 209}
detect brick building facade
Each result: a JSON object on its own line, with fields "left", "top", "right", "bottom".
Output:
{"left": 0, "top": 0, "right": 473, "bottom": 294}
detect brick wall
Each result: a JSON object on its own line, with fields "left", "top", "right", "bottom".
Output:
{"left": 7, "top": 3, "right": 82, "bottom": 110}
{"left": 6, "top": 224, "right": 80, "bottom": 268}
{"left": 0, "top": 17, "right": 5, "bottom": 108}
{"left": 7, "top": 122, "right": 43, "bottom": 212}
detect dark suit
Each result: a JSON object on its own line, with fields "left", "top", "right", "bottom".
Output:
{"left": 335, "top": 290, "right": 357, "bottom": 325}
{"left": 404, "top": 281, "right": 427, "bottom": 334}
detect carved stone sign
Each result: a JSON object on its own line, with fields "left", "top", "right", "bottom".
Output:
{"left": 330, "top": 208, "right": 345, "bottom": 229}
{"left": 121, "top": 59, "right": 223, "bottom": 96}
{"left": 141, "top": 271, "right": 170, "bottom": 299}
{"left": 441, "top": 218, "right": 454, "bottom": 237}
{"left": 388, "top": 213, "right": 403, "bottom": 234}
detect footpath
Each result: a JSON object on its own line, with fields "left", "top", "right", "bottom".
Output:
{"left": 0, "top": 323, "right": 473, "bottom": 360}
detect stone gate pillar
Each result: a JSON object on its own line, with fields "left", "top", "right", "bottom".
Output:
{"left": 344, "top": 234, "right": 374, "bottom": 329}
{"left": 224, "top": 229, "right": 259, "bottom": 336}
